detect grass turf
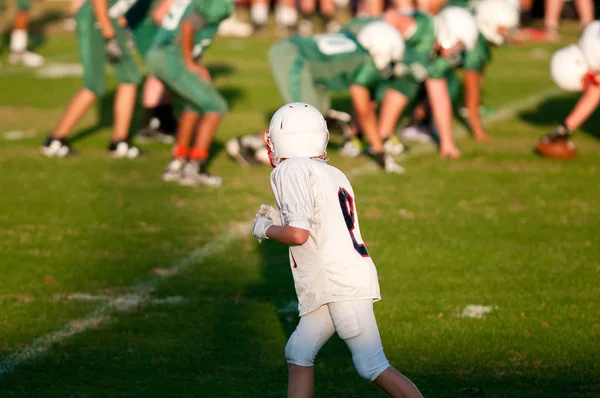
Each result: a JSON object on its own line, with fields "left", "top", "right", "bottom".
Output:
{"left": 0, "top": 19, "right": 599, "bottom": 397}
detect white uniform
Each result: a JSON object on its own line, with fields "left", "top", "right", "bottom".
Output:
{"left": 269, "top": 157, "right": 381, "bottom": 316}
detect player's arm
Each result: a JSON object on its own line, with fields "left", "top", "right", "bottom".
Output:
{"left": 181, "top": 16, "right": 211, "bottom": 81}
{"left": 564, "top": 83, "right": 600, "bottom": 132}
{"left": 152, "top": 0, "right": 177, "bottom": 24}
{"left": 350, "top": 84, "right": 383, "bottom": 153}
{"left": 425, "top": 77, "right": 460, "bottom": 158}
{"left": 266, "top": 225, "right": 309, "bottom": 246}
{"left": 463, "top": 69, "right": 489, "bottom": 140}
{"left": 91, "top": 0, "right": 115, "bottom": 38}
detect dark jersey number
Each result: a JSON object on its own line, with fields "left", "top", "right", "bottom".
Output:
{"left": 338, "top": 188, "right": 369, "bottom": 257}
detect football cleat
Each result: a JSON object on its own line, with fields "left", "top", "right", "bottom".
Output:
{"left": 41, "top": 137, "right": 76, "bottom": 157}
{"left": 383, "top": 135, "right": 405, "bottom": 155}
{"left": 137, "top": 125, "right": 175, "bottom": 144}
{"left": 179, "top": 160, "right": 223, "bottom": 187}
{"left": 8, "top": 51, "right": 45, "bottom": 68}
{"left": 218, "top": 15, "right": 254, "bottom": 38}
{"left": 399, "top": 125, "right": 434, "bottom": 144}
{"left": 339, "top": 138, "right": 363, "bottom": 158}
{"left": 373, "top": 152, "right": 405, "bottom": 174}
{"left": 162, "top": 158, "right": 187, "bottom": 182}
{"left": 108, "top": 141, "right": 142, "bottom": 159}
{"left": 226, "top": 137, "right": 261, "bottom": 167}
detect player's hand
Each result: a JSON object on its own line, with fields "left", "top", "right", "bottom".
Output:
{"left": 440, "top": 143, "right": 461, "bottom": 159}
{"left": 189, "top": 64, "right": 211, "bottom": 82}
{"left": 104, "top": 37, "right": 123, "bottom": 63}
{"left": 257, "top": 204, "right": 282, "bottom": 226}
{"left": 252, "top": 216, "right": 273, "bottom": 243}
{"left": 541, "top": 124, "right": 572, "bottom": 142}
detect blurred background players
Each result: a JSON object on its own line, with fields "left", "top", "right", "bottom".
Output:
{"left": 7, "top": 0, "right": 45, "bottom": 67}
{"left": 227, "top": 21, "right": 406, "bottom": 173}
{"left": 42, "top": 0, "right": 143, "bottom": 157}
{"left": 537, "top": 21, "right": 600, "bottom": 157}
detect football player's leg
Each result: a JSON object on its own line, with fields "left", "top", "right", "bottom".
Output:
{"left": 286, "top": 305, "right": 336, "bottom": 398}
{"left": 108, "top": 22, "right": 143, "bottom": 157}
{"left": 43, "top": 3, "right": 104, "bottom": 156}
{"left": 574, "top": 0, "right": 594, "bottom": 27}
{"left": 425, "top": 77, "right": 461, "bottom": 158}
{"left": 9, "top": 0, "right": 45, "bottom": 68}
{"left": 332, "top": 300, "right": 423, "bottom": 398}
{"left": 378, "top": 87, "right": 410, "bottom": 141}
{"left": 174, "top": 65, "right": 227, "bottom": 186}
{"left": 275, "top": 0, "right": 298, "bottom": 31}
{"left": 139, "top": 76, "right": 176, "bottom": 143}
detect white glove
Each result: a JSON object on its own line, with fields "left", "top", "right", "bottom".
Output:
{"left": 257, "top": 204, "right": 282, "bottom": 225}
{"left": 253, "top": 216, "right": 274, "bottom": 242}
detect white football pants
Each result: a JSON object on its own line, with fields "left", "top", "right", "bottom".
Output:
{"left": 285, "top": 299, "right": 391, "bottom": 381}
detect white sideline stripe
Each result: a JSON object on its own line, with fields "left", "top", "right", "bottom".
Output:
{"left": 0, "top": 88, "right": 560, "bottom": 376}
{"left": 0, "top": 226, "right": 247, "bottom": 377}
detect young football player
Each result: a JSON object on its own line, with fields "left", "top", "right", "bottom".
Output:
{"left": 376, "top": 6, "right": 480, "bottom": 159}
{"left": 118, "top": 0, "right": 180, "bottom": 143}
{"left": 538, "top": 22, "right": 600, "bottom": 150}
{"left": 146, "top": 0, "right": 233, "bottom": 186}
{"left": 7, "top": 0, "right": 45, "bottom": 67}
{"left": 252, "top": 102, "right": 424, "bottom": 398}
{"left": 42, "top": 0, "right": 143, "bottom": 157}
{"left": 227, "top": 21, "right": 406, "bottom": 173}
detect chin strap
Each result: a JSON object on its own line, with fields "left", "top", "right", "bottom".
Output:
{"left": 582, "top": 71, "right": 600, "bottom": 89}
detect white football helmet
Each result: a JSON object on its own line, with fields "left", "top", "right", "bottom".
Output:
{"left": 357, "top": 21, "right": 406, "bottom": 71}
{"left": 475, "top": 0, "right": 520, "bottom": 45}
{"left": 266, "top": 102, "right": 329, "bottom": 166}
{"left": 435, "top": 7, "right": 479, "bottom": 52}
{"left": 579, "top": 21, "right": 600, "bottom": 71}
{"left": 550, "top": 45, "right": 589, "bottom": 92}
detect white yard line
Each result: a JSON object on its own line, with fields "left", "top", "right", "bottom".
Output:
{"left": 0, "top": 87, "right": 561, "bottom": 377}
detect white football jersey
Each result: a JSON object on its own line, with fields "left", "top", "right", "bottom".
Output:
{"left": 270, "top": 157, "right": 381, "bottom": 316}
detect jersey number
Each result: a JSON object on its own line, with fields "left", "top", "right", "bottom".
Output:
{"left": 315, "top": 34, "right": 357, "bottom": 56}
{"left": 162, "top": 0, "right": 192, "bottom": 30}
{"left": 338, "top": 188, "right": 369, "bottom": 257}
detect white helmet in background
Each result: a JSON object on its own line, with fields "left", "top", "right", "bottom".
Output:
{"left": 503, "top": 0, "right": 521, "bottom": 11}
{"left": 266, "top": 102, "right": 329, "bottom": 166}
{"left": 579, "top": 21, "right": 600, "bottom": 71}
{"left": 435, "top": 7, "right": 479, "bottom": 51}
{"left": 550, "top": 45, "right": 589, "bottom": 92}
{"left": 475, "top": 0, "right": 520, "bottom": 45}
{"left": 357, "top": 21, "right": 406, "bottom": 71}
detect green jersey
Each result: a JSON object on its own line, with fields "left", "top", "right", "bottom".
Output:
{"left": 288, "top": 33, "right": 382, "bottom": 90}
{"left": 152, "top": 0, "right": 233, "bottom": 56}
{"left": 461, "top": 33, "right": 491, "bottom": 72}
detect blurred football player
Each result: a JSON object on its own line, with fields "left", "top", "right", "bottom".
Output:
{"left": 146, "top": 0, "right": 233, "bottom": 186}
{"left": 8, "top": 0, "right": 45, "bottom": 67}
{"left": 42, "top": 0, "right": 143, "bottom": 157}
{"left": 537, "top": 22, "right": 600, "bottom": 155}
{"left": 227, "top": 21, "right": 406, "bottom": 173}
{"left": 402, "top": 0, "right": 520, "bottom": 143}
{"left": 120, "top": 0, "right": 180, "bottom": 144}
{"left": 376, "top": 6, "right": 479, "bottom": 159}
{"left": 252, "top": 102, "right": 424, "bottom": 398}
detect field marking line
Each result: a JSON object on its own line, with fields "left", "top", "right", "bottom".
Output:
{"left": 0, "top": 86, "right": 561, "bottom": 377}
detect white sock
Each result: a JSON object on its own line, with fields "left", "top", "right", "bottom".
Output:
{"left": 276, "top": 6, "right": 297, "bottom": 27}
{"left": 251, "top": 2, "right": 269, "bottom": 26}
{"left": 11, "top": 29, "right": 28, "bottom": 53}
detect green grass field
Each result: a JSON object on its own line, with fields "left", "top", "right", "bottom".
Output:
{"left": 0, "top": 18, "right": 599, "bottom": 397}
